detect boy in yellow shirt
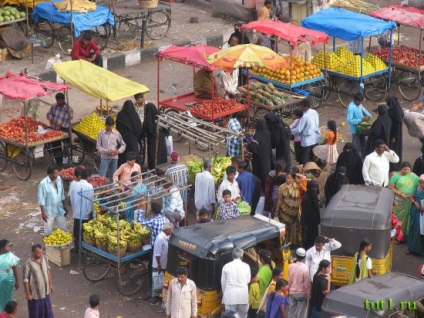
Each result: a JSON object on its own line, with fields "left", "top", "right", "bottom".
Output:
{"left": 249, "top": 267, "right": 261, "bottom": 318}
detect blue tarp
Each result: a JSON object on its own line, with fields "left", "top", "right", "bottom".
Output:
{"left": 32, "top": 0, "right": 115, "bottom": 38}
{"left": 301, "top": 8, "right": 396, "bottom": 41}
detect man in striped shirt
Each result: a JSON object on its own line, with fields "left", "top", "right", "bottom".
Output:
{"left": 165, "top": 152, "right": 189, "bottom": 199}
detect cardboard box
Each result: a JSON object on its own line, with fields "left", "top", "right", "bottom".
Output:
{"left": 46, "top": 245, "right": 71, "bottom": 267}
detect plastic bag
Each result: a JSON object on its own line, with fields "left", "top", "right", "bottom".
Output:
{"left": 403, "top": 111, "right": 424, "bottom": 139}
{"left": 165, "top": 135, "right": 173, "bottom": 156}
{"left": 420, "top": 212, "right": 424, "bottom": 235}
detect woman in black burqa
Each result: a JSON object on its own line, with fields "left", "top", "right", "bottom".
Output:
{"left": 247, "top": 119, "right": 272, "bottom": 191}
{"left": 264, "top": 112, "right": 291, "bottom": 172}
{"left": 301, "top": 180, "right": 320, "bottom": 250}
{"left": 116, "top": 100, "right": 143, "bottom": 166}
{"left": 142, "top": 103, "right": 167, "bottom": 170}
{"left": 387, "top": 96, "right": 404, "bottom": 171}
{"left": 364, "top": 105, "right": 392, "bottom": 156}
{"left": 324, "top": 166, "right": 349, "bottom": 207}
{"left": 336, "top": 142, "right": 364, "bottom": 185}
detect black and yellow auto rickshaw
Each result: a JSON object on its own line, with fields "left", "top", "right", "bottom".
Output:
{"left": 321, "top": 184, "right": 394, "bottom": 286}
{"left": 321, "top": 272, "right": 424, "bottom": 318}
{"left": 162, "top": 215, "right": 290, "bottom": 317}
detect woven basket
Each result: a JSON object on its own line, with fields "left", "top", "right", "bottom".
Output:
{"left": 127, "top": 243, "right": 142, "bottom": 253}
{"left": 139, "top": 0, "right": 158, "bottom": 8}
{"left": 108, "top": 246, "right": 127, "bottom": 256}
{"left": 95, "top": 240, "right": 108, "bottom": 252}
{"left": 83, "top": 237, "right": 96, "bottom": 246}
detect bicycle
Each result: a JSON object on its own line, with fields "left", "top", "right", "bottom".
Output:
{"left": 396, "top": 70, "right": 424, "bottom": 102}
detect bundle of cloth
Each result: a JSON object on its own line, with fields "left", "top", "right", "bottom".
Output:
{"left": 54, "top": 0, "right": 96, "bottom": 12}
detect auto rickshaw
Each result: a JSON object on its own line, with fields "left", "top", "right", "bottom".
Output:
{"left": 322, "top": 184, "right": 394, "bottom": 286}
{"left": 162, "top": 214, "right": 291, "bottom": 317}
{"left": 321, "top": 272, "right": 424, "bottom": 318}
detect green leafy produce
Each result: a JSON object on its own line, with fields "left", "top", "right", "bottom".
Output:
{"left": 186, "top": 155, "right": 232, "bottom": 184}
{"left": 237, "top": 201, "right": 251, "bottom": 215}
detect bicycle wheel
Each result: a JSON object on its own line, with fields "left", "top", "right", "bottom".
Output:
{"left": 397, "top": 71, "right": 421, "bottom": 102}
{"left": 301, "top": 79, "right": 325, "bottom": 109}
{"left": 337, "top": 79, "right": 361, "bottom": 108}
{"left": 58, "top": 26, "right": 74, "bottom": 56}
{"left": 91, "top": 154, "right": 101, "bottom": 173}
{"left": 364, "top": 75, "right": 387, "bottom": 102}
{"left": 87, "top": 24, "right": 109, "bottom": 50}
{"left": 0, "top": 141, "right": 7, "bottom": 171}
{"left": 145, "top": 11, "right": 170, "bottom": 40}
{"left": 115, "top": 260, "right": 148, "bottom": 296}
{"left": 81, "top": 253, "right": 111, "bottom": 282}
{"left": 12, "top": 149, "right": 33, "bottom": 181}
{"left": 34, "top": 19, "right": 54, "bottom": 49}
{"left": 165, "top": 109, "right": 184, "bottom": 142}
{"left": 114, "top": 17, "right": 139, "bottom": 44}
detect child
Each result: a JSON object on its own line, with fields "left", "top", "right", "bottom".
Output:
{"left": 218, "top": 189, "right": 240, "bottom": 220}
{"left": 248, "top": 267, "right": 261, "bottom": 318}
{"left": 312, "top": 119, "right": 339, "bottom": 165}
{"left": 123, "top": 172, "right": 147, "bottom": 222}
{"left": 246, "top": 122, "right": 257, "bottom": 146}
{"left": 265, "top": 279, "right": 289, "bottom": 318}
{"left": 195, "top": 208, "right": 213, "bottom": 224}
{"left": 84, "top": 294, "right": 100, "bottom": 318}
{"left": 290, "top": 109, "right": 303, "bottom": 164}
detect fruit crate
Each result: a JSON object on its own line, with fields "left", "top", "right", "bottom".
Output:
{"left": 45, "top": 245, "right": 71, "bottom": 267}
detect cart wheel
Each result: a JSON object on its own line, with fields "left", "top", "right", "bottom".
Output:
{"left": 0, "top": 141, "right": 7, "bottom": 171}
{"left": 322, "top": 74, "right": 336, "bottom": 101}
{"left": 363, "top": 74, "right": 387, "bottom": 102}
{"left": 86, "top": 24, "right": 109, "bottom": 50}
{"left": 81, "top": 253, "right": 111, "bottom": 282}
{"left": 165, "top": 109, "right": 184, "bottom": 142}
{"left": 34, "top": 19, "right": 54, "bottom": 49}
{"left": 91, "top": 155, "right": 101, "bottom": 173}
{"left": 114, "top": 17, "right": 139, "bottom": 44}
{"left": 397, "top": 71, "right": 421, "bottom": 102}
{"left": 301, "top": 80, "right": 325, "bottom": 109}
{"left": 145, "top": 11, "right": 170, "bottom": 40}
{"left": 337, "top": 79, "right": 361, "bottom": 108}
{"left": 254, "top": 108, "right": 270, "bottom": 120}
{"left": 12, "top": 149, "right": 33, "bottom": 181}
{"left": 115, "top": 260, "right": 148, "bottom": 296}
{"left": 58, "top": 26, "right": 74, "bottom": 56}
{"left": 69, "top": 138, "right": 85, "bottom": 165}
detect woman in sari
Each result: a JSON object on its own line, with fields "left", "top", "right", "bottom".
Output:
{"left": 0, "top": 240, "right": 19, "bottom": 312}
{"left": 388, "top": 162, "right": 419, "bottom": 237}
{"left": 407, "top": 175, "right": 424, "bottom": 255}
{"left": 274, "top": 172, "right": 302, "bottom": 247}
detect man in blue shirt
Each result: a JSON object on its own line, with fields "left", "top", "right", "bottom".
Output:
{"left": 346, "top": 93, "right": 371, "bottom": 158}
{"left": 290, "top": 98, "right": 321, "bottom": 165}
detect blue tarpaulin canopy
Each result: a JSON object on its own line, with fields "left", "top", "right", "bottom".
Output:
{"left": 301, "top": 8, "right": 397, "bottom": 41}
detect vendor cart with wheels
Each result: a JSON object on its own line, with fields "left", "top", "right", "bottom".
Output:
{"left": 302, "top": 8, "right": 396, "bottom": 107}
{"left": 0, "top": 73, "right": 80, "bottom": 180}
{"left": 370, "top": 5, "right": 424, "bottom": 102}
{"left": 53, "top": 60, "right": 149, "bottom": 170}
{"left": 78, "top": 170, "right": 190, "bottom": 295}
{"left": 241, "top": 20, "right": 328, "bottom": 109}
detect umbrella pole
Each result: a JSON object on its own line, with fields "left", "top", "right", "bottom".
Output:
{"left": 211, "top": 68, "right": 214, "bottom": 120}
{"left": 157, "top": 57, "right": 160, "bottom": 106}
{"left": 247, "top": 68, "right": 251, "bottom": 119}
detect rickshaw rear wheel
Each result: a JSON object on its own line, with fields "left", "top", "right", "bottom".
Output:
{"left": 337, "top": 79, "right": 361, "bottom": 108}
{"left": 397, "top": 71, "right": 421, "bottom": 102}
{"left": 165, "top": 109, "right": 184, "bottom": 142}
{"left": 115, "top": 259, "right": 148, "bottom": 296}
{"left": 0, "top": 141, "right": 8, "bottom": 171}
{"left": 81, "top": 253, "right": 111, "bottom": 282}
{"left": 12, "top": 149, "right": 33, "bottom": 181}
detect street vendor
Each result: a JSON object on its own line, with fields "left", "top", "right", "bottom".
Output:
{"left": 215, "top": 68, "right": 240, "bottom": 99}
{"left": 46, "top": 93, "right": 74, "bottom": 166}
{"left": 113, "top": 151, "right": 142, "bottom": 186}
{"left": 193, "top": 69, "right": 213, "bottom": 99}
{"left": 71, "top": 32, "right": 103, "bottom": 67}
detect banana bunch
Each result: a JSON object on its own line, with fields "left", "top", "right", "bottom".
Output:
{"left": 83, "top": 221, "right": 97, "bottom": 242}
{"left": 108, "top": 235, "right": 127, "bottom": 250}
{"left": 94, "top": 203, "right": 101, "bottom": 215}
{"left": 94, "top": 229, "right": 109, "bottom": 246}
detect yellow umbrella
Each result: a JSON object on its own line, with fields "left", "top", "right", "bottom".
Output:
{"left": 207, "top": 43, "right": 287, "bottom": 72}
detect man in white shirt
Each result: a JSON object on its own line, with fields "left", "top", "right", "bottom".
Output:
{"left": 305, "top": 235, "right": 342, "bottom": 281}
{"left": 217, "top": 166, "right": 241, "bottom": 204}
{"left": 221, "top": 248, "right": 251, "bottom": 318}
{"left": 362, "top": 139, "right": 400, "bottom": 187}
{"left": 194, "top": 160, "right": 216, "bottom": 215}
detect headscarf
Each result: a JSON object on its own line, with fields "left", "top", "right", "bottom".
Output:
{"left": 420, "top": 174, "right": 424, "bottom": 182}
{"left": 264, "top": 113, "right": 282, "bottom": 147}
{"left": 377, "top": 105, "right": 392, "bottom": 140}
{"left": 306, "top": 179, "right": 320, "bottom": 210}
{"left": 116, "top": 100, "right": 142, "bottom": 137}
{"left": 386, "top": 96, "right": 404, "bottom": 123}
{"left": 143, "top": 103, "right": 161, "bottom": 137}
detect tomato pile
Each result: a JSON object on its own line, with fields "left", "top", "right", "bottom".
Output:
{"left": 59, "top": 167, "right": 109, "bottom": 186}
{"left": 190, "top": 98, "right": 246, "bottom": 120}
{"left": 88, "top": 176, "right": 109, "bottom": 187}
{"left": 373, "top": 46, "right": 424, "bottom": 68}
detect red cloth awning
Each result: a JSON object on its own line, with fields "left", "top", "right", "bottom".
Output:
{"left": 0, "top": 73, "right": 69, "bottom": 101}
{"left": 241, "top": 20, "right": 329, "bottom": 46}
{"left": 370, "top": 5, "right": 424, "bottom": 29}
{"left": 156, "top": 45, "right": 220, "bottom": 70}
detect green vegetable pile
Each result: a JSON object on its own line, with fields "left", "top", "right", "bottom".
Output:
{"left": 237, "top": 201, "right": 251, "bottom": 215}
{"left": 0, "top": 7, "right": 26, "bottom": 23}
{"left": 238, "top": 83, "right": 289, "bottom": 108}
{"left": 83, "top": 213, "right": 150, "bottom": 251}
{"left": 357, "top": 120, "right": 373, "bottom": 134}
{"left": 186, "top": 155, "right": 232, "bottom": 184}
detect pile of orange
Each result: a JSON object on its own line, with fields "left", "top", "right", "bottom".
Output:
{"left": 251, "top": 57, "right": 323, "bottom": 84}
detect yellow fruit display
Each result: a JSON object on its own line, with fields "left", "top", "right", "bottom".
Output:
{"left": 73, "top": 113, "right": 115, "bottom": 140}
{"left": 250, "top": 56, "right": 323, "bottom": 85}
{"left": 334, "top": 46, "right": 354, "bottom": 61}
{"left": 43, "top": 229, "right": 73, "bottom": 246}
{"left": 311, "top": 51, "right": 342, "bottom": 70}
{"left": 365, "top": 54, "right": 387, "bottom": 71}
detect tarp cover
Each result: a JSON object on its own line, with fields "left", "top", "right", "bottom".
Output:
{"left": 156, "top": 45, "right": 220, "bottom": 70}
{"left": 32, "top": 0, "right": 114, "bottom": 37}
{"left": 241, "top": 20, "right": 329, "bottom": 46}
{"left": 301, "top": 8, "right": 397, "bottom": 41}
{"left": 370, "top": 5, "right": 424, "bottom": 29}
{"left": 53, "top": 60, "right": 149, "bottom": 101}
{"left": 0, "top": 73, "right": 69, "bottom": 101}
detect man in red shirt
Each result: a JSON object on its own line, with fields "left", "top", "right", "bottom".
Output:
{"left": 71, "top": 32, "right": 103, "bottom": 67}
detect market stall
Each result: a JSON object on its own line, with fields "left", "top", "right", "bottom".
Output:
{"left": 370, "top": 5, "right": 424, "bottom": 101}
{"left": 302, "top": 8, "right": 396, "bottom": 107}
{"left": 78, "top": 170, "right": 190, "bottom": 296}
{"left": 0, "top": 73, "right": 71, "bottom": 180}
{"left": 53, "top": 60, "right": 149, "bottom": 170}
{"left": 241, "top": 20, "right": 328, "bottom": 109}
